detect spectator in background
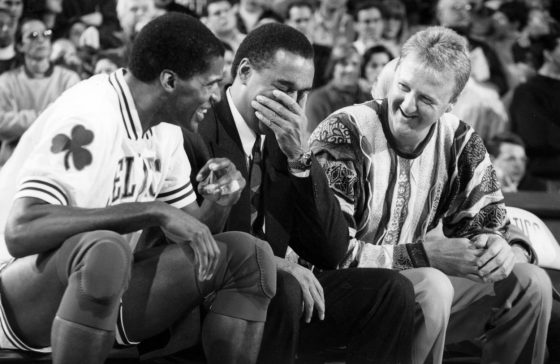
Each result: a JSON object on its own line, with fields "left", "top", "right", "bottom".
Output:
{"left": 284, "top": 0, "right": 332, "bottom": 89}
{"left": 203, "top": 0, "right": 245, "bottom": 53}
{"left": 254, "top": 8, "right": 284, "bottom": 27}
{"left": 488, "top": 0, "right": 537, "bottom": 105}
{"left": 92, "top": 55, "right": 118, "bottom": 74}
{"left": 0, "top": 7, "right": 19, "bottom": 74}
{"left": 53, "top": 0, "right": 121, "bottom": 50}
{"left": 235, "top": 0, "right": 267, "bottom": 34}
{"left": 0, "top": 17, "right": 80, "bottom": 166}
{"left": 50, "top": 38, "right": 85, "bottom": 76}
{"left": 312, "top": 0, "right": 354, "bottom": 47}
{"left": 351, "top": 1, "right": 387, "bottom": 55}
{"left": 153, "top": 0, "right": 199, "bottom": 17}
{"left": 381, "top": 0, "right": 408, "bottom": 56}
{"left": 0, "top": 0, "right": 23, "bottom": 23}
{"left": 490, "top": 1, "right": 529, "bottom": 71}
{"left": 512, "top": 7, "right": 556, "bottom": 72}
{"left": 115, "top": 0, "right": 161, "bottom": 68}
{"left": 305, "top": 44, "right": 370, "bottom": 138}
{"left": 437, "top": 0, "right": 509, "bottom": 96}
{"left": 219, "top": 41, "right": 234, "bottom": 88}
{"left": 360, "top": 44, "right": 393, "bottom": 94}
{"left": 116, "top": 0, "right": 159, "bottom": 42}
{"left": 22, "top": 0, "right": 62, "bottom": 31}
{"left": 510, "top": 28, "right": 560, "bottom": 192}
{"left": 487, "top": 132, "right": 547, "bottom": 192}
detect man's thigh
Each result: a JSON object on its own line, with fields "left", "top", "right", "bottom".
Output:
{"left": 0, "top": 231, "right": 114, "bottom": 346}
{"left": 121, "top": 231, "right": 274, "bottom": 342}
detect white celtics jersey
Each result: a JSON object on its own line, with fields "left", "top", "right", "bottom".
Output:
{"left": 0, "top": 69, "right": 196, "bottom": 258}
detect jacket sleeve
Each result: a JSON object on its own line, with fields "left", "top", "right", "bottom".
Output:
{"left": 287, "top": 154, "right": 350, "bottom": 269}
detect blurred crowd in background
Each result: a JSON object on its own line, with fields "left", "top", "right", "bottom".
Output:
{"left": 0, "top": 0, "right": 559, "bottom": 194}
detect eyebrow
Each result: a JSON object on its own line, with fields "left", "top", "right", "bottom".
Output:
{"left": 276, "top": 79, "right": 311, "bottom": 93}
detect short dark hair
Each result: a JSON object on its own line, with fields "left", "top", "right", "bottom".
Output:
{"left": 498, "top": 1, "right": 529, "bottom": 30}
{"left": 486, "top": 132, "right": 525, "bottom": 158}
{"left": 257, "top": 9, "right": 284, "bottom": 24}
{"left": 128, "top": 13, "right": 224, "bottom": 82}
{"left": 361, "top": 44, "right": 394, "bottom": 76}
{"left": 353, "top": 0, "right": 386, "bottom": 21}
{"left": 202, "top": 0, "right": 233, "bottom": 17}
{"left": 231, "top": 22, "right": 314, "bottom": 79}
{"left": 15, "top": 17, "right": 45, "bottom": 45}
{"left": 285, "top": 0, "right": 314, "bottom": 19}
{"left": 536, "top": 24, "right": 560, "bottom": 53}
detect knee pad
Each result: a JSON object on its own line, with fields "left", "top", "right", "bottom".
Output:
{"left": 208, "top": 232, "right": 276, "bottom": 322}
{"left": 79, "top": 239, "right": 131, "bottom": 302}
{"left": 61, "top": 231, "right": 132, "bottom": 303}
{"left": 218, "top": 231, "right": 276, "bottom": 300}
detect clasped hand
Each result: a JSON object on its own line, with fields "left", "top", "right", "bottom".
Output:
{"left": 424, "top": 234, "right": 515, "bottom": 283}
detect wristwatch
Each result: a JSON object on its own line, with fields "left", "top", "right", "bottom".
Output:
{"left": 287, "top": 151, "right": 313, "bottom": 171}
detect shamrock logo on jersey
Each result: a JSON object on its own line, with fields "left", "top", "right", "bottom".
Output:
{"left": 51, "top": 124, "right": 94, "bottom": 170}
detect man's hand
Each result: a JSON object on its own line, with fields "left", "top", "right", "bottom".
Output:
{"left": 423, "top": 237, "right": 485, "bottom": 281}
{"left": 196, "top": 158, "right": 245, "bottom": 207}
{"left": 277, "top": 257, "right": 325, "bottom": 323}
{"left": 473, "top": 234, "right": 516, "bottom": 283}
{"left": 160, "top": 204, "right": 220, "bottom": 281}
{"left": 251, "top": 90, "right": 308, "bottom": 160}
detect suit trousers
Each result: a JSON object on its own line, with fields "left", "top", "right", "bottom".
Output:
{"left": 258, "top": 268, "right": 415, "bottom": 364}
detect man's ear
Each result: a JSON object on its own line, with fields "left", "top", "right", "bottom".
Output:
{"left": 237, "top": 58, "right": 252, "bottom": 84}
{"left": 160, "top": 70, "right": 176, "bottom": 92}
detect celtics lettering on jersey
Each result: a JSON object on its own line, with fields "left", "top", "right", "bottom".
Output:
{"left": 111, "top": 154, "right": 162, "bottom": 204}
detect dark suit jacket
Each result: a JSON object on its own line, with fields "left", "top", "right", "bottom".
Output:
{"left": 191, "top": 96, "right": 349, "bottom": 269}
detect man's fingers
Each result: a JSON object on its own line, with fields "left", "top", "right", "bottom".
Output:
{"left": 254, "top": 110, "right": 284, "bottom": 134}
{"left": 301, "top": 285, "right": 315, "bottom": 323}
{"left": 311, "top": 280, "right": 325, "bottom": 320}
{"left": 190, "top": 242, "right": 202, "bottom": 280}
{"left": 252, "top": 98, "right": 296, "bottom": 126}
{"left": 476, "top": 242, "right": 504, "bottom": 269}
{"left": 192, "top": 233, "right": 210, "bottom": 279}
{"left": 481, "top": 251, "right": 515, "bottom": 283}
{"left": 205, "top": 233, "right": 220, "bottom": 280}
{"left": 196, "top": 158, "right": 231, "bottom": 181}
{"left": 272, "top": 89, "right": 303, "bottom": 114}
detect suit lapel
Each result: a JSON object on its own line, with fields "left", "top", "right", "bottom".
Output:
{"left": 211, "top": 98, "right": 250, "bottom": 180}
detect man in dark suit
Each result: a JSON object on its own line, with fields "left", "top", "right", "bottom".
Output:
{"left": 194, "top": 23, "right": 415, "bottom": 364}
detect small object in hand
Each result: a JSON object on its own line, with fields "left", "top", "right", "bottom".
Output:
{"left": 220, "top": 179, "right": 241, "bottom": 195}
{"left": 201, "top": 170, "right": 219, "bottom": 194}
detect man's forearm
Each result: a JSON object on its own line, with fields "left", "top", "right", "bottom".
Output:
{"left": 195, "top": 199, "right": 232, "bottom": 234}
{"left": 5, "top": 198, "right": 168, "bottom": 257}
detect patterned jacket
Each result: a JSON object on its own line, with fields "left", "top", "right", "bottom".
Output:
{"left": 308, "top": 99, "right": 508, "bottom": 270}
